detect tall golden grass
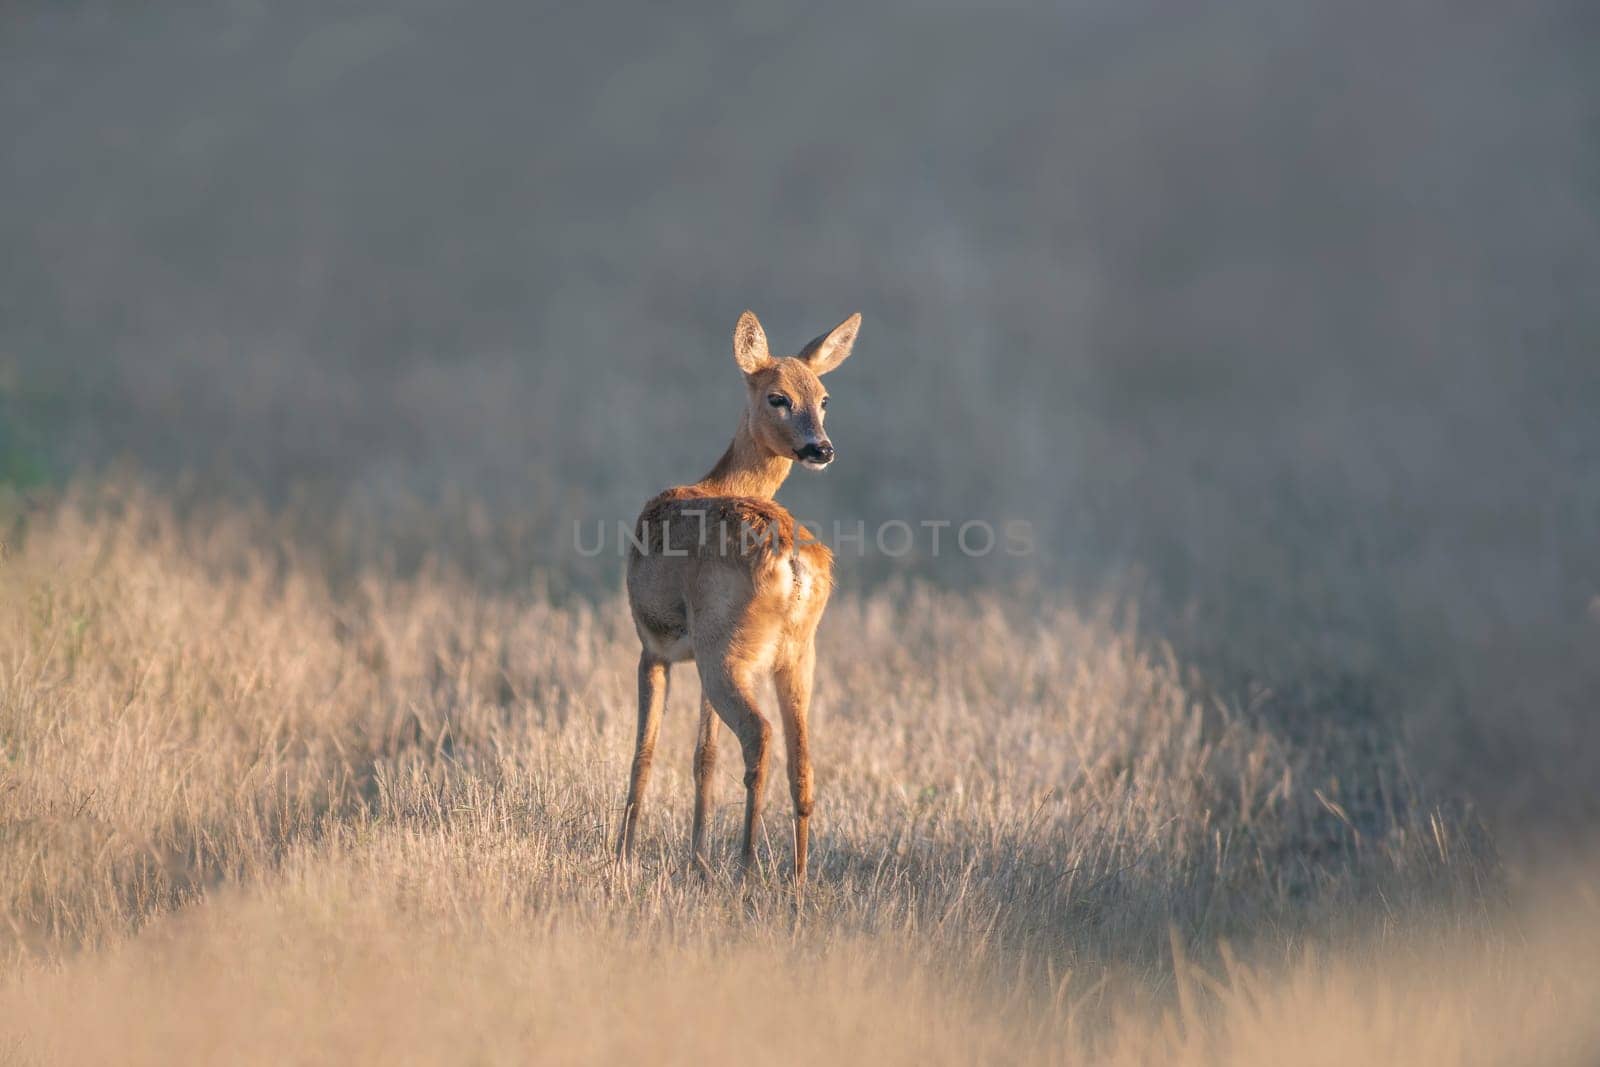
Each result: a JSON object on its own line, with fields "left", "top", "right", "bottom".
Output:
{"left": 1, "top": 489, "right": 1595, "bottom": 1064}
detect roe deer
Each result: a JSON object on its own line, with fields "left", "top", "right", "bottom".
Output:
{"left": 616, "top": 309, "right": 861, "bottom": 881}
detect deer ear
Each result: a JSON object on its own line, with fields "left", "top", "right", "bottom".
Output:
{"left": 732, "top": 310, "right": 772, "bottom": 374}
{"left": 798, "top": 313, "right": 861, "bottom": 375}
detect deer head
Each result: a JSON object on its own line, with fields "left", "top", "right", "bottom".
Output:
{"left": 731, "top": 310, "right": 861, "bottom": 470}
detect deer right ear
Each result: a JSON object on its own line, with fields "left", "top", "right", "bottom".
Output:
{"left": 732, "top": 310, "right": 772, "bottom": 374}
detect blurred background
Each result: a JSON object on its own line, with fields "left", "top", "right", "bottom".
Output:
{"left": 2, "top": 0, "right": 1596, "bottom": 841}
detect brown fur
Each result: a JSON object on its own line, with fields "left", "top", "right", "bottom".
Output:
{"left": 615, "top": 310, "right": 860, "bottom": 881}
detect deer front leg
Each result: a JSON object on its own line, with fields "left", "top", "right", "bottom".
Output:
{"left": 690, "top": 695, "right": 718, "bottom": 873}
{"left": 774, "top": 641, "right": 816, "bottom": 883}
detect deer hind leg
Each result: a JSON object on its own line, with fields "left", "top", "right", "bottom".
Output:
{"left": 617, "top": 652, "right": 670, "bottom": 862}
{"left": 698, "top": 658, "right": 772, "bottom": 874}
{"left": 690, "top": 695, "right": 719, "bottom": 872}
{"left": 774, "top": 639, "right": 817, "bottom": 882}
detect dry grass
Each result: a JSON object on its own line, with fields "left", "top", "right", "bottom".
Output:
{"left": 0, "top": 488, "right": 1594, "bottom": 1064}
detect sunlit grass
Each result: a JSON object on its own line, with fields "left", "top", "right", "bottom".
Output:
{"left": 0, "top": 489, "right": 1591, "bottom": 1064}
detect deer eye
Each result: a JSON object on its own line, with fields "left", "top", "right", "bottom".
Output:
{"left": 820, "top": 397, "right": 829, "bottom": 410}
{"left": 767, "top": 394, "right": 790, "bottom": 409}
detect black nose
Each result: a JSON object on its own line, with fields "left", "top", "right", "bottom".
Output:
{"left": 797, "top": 442, "right": 835, "bottom": 463}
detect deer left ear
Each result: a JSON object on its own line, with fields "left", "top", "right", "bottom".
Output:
{"left": 798, "top": 313, "right": 861, "bottom": 376}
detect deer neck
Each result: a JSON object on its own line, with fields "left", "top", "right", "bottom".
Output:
{"left": 694, "top": 411, "right": 793, "bottom": 499}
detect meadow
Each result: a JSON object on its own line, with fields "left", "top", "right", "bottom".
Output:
{"left": 4, "top": 1, "right": 1599, "bottom": 1061}
{"left": 1, "top": 488, "right": 1595, "bottom": 1064}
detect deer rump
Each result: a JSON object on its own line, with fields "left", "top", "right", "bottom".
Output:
{"left": 626, "top": 489, "right": 834, "bottom": 658}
